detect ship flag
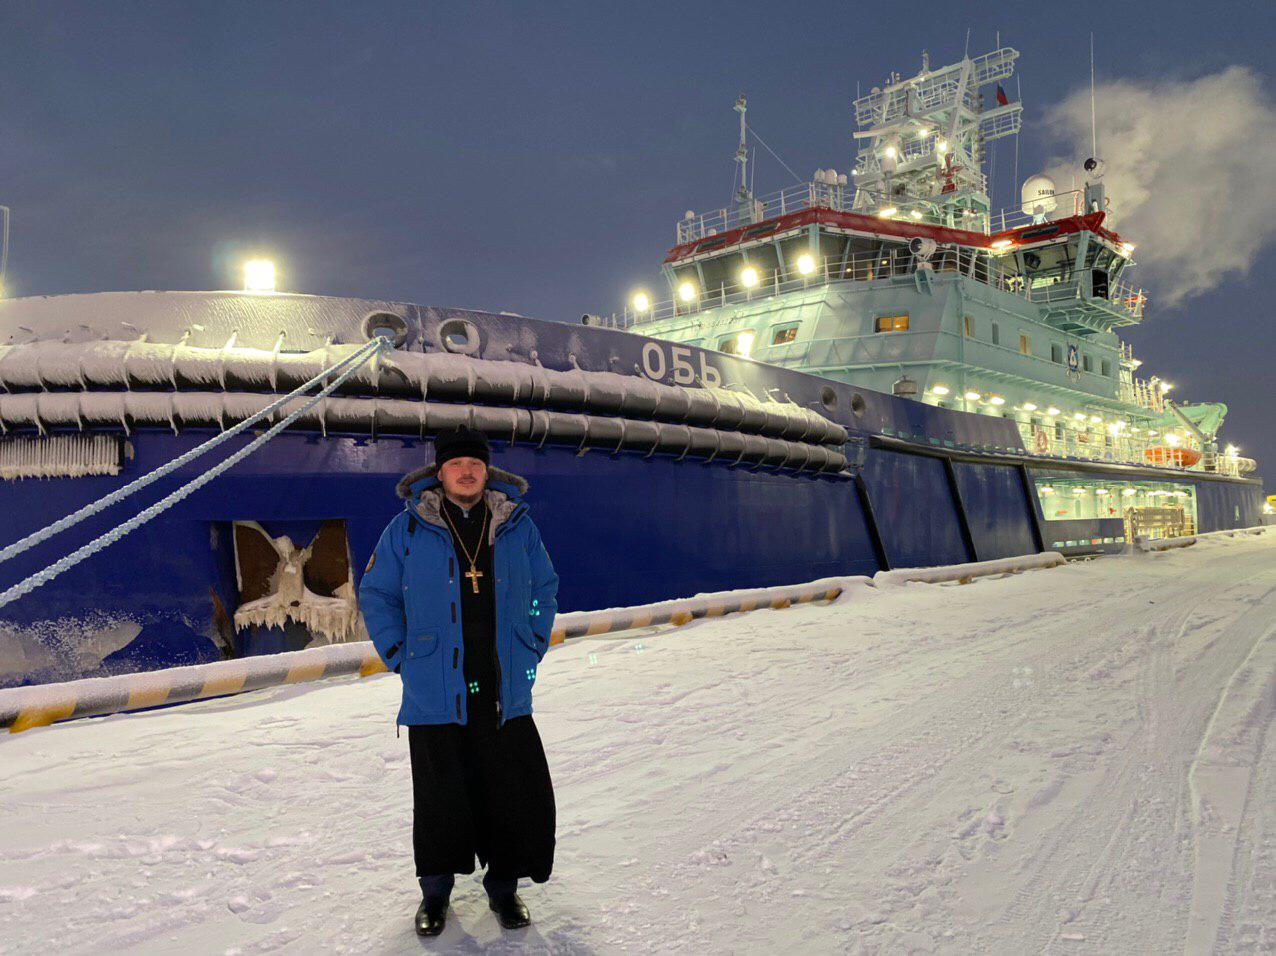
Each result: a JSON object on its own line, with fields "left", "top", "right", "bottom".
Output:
{"left": 995, "top": 83, "right": 1010, "bottom": 106}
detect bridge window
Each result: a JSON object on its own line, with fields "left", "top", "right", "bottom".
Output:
{"left": 1051, "top": 343, "right": 1063, "bottom": 363}
{"left": 1101, "top": 359, "right": 1112, "bottom": 377}
{"left": 1082, "top": 354, "right": 1093, "bottom": 373}
{"left": 1020, "top": 333, "right": 1031, "bottom": 355}
{"left": 964, "top": 315, "right": 975, "bottom": 337}
{"left": 875, "top": 314, "right": 910, "bottom": 333}
{"left": 719, "top": 331, "right": 756, "bottom": 356}
{"left": 771, "top": 324, "right": 800, "bottom": 345}
{"left": 991, "top": 322, "right": 1000, "bottom": 345}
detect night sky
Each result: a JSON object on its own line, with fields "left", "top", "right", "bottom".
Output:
{"left": 2, "top": 1, "right": 1273, "bottom": 474}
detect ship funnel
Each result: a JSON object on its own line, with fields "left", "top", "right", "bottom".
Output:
{"left": 1020, "top": 174, "right": 1057, "bottom": 223}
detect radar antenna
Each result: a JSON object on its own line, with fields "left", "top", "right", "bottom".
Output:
{"left": 850, "top": 47, "right": 1022, "bottom": 232}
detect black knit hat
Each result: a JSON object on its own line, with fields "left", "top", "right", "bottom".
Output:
{"left": 434, "top": 426, "right": 490, "bottom": 468}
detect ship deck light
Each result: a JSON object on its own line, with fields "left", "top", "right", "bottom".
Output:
{"left": 740, "top": 266, "right": 760, "bottom": 288}
{"left": 243, "top": 259, "right": 277, "bottom": 293}
{"left": 1021, "top": 402, "right": 1038, "bottom": 412}
{"left": 631, "top": 291, "right": 652, "bottom": 313}
{"left": 930, "top": 384, "right": 950, "bottom": 396}
{"left": 677, "top": 281, "right": 697, "bottom": 303}
{"left": 1046, "top": 406, "right": 1061, "bottom": 417}
{"left": 878, "top": 206, "right": 898, "bottom": 218}
{"left": 795, "top": 253, "right": 816, "bottom": 276}
{"left": 964, "top": 390, "right": 982, "bottom": 401}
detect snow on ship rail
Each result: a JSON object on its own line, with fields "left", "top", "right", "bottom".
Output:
{"left": 0, "top": 303, "right": 849, "bottom": 475}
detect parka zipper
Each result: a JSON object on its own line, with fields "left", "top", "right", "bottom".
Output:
{"left": 406, "top": 499, "right": 528, "bottom": 731}
{"left": 490, "top": 503, "right": 528, "bottom": 730}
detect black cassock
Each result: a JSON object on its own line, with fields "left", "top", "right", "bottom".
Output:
{"left": 409, "top": 496, "right": 556, "bottom": 883}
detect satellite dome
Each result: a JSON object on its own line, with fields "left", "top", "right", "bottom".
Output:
{"left": 1020, "top": 174, "right": 1058, "bottom": 218}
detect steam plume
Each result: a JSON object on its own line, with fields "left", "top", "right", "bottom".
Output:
{"left": 1043, "top": 66, "right": 1276, "bottom": 307}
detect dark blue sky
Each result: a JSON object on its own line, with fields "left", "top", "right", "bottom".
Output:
{"left": 2, "top": 1, "right": 1273, "bottom": 474}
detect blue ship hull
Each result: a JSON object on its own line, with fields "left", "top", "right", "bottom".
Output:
{"left": 0, "top": 296, "right": 1264, "bottom": 688}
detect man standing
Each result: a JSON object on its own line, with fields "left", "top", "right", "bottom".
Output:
{"left": 359, "top": 427, "right": 559, "bottom": 937}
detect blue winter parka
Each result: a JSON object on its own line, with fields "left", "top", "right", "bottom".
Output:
{"left": 358, "top": 463, "right": 559, "bottom": 728}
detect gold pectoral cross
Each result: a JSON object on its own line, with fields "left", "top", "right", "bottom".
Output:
{"left": 464, "top": 566, "right": 483, "bottom": 593}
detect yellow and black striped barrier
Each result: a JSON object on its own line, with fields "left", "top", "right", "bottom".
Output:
{"left": 546, "top": 576, "right": 856, "bottom": 646}
{"left": 1, "top": 576, "right": 863, "bottom": 734}
{"left": 1136, "top": 525, "right": 1267, "bottom": 553}
{"left": 0, "top": 642, "right": 387, "bottom": 734}
{"left": 3, "top": 549, "right": 1096, "bottom": 735}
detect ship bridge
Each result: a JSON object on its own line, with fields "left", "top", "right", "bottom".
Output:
{"left": 989, "top": 212, "right": 1145, "bottom": 337}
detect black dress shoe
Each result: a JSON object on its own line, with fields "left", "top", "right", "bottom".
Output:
{"left": 415, "top": 898, "right": 449, "bottom": 937}
{"left": 488, "top": 892, "right": 531, "bottom": 929}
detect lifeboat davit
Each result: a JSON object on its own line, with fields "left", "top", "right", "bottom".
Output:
{"left": 1144, "top": 446, "right": 1201, "bottom": 468}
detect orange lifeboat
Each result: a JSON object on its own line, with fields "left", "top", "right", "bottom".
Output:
{"left": 1144, "top": 446, "right": 1201, "bottom": 468}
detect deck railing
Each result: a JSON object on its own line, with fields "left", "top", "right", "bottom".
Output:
{"left": 602, "top": 248, "right": 1146, "bottom": 330}
{"left": 675, "top": 181, "right": 1093, "bottom": 244}
{"left": 1016, "top": 421, "right": 1239, "bottom": 475}
{"left": 1120, "top": 377, "right": 1167, "bottom": 414}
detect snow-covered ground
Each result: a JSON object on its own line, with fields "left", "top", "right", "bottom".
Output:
{"left": 2, "top": 537, "right": 1273, "bottom": 954}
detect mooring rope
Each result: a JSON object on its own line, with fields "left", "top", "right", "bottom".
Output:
{"left": 0, "top": 336, "right": 391, "bottom": 611}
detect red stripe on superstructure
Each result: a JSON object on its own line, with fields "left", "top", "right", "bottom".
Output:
{"left": 664, "top": 208, "right": 1125, "bottom": 264}
{"left": 989, "top": 211, "right": 1123, "bottom": 247}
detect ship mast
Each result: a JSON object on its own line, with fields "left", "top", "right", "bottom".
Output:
{"left": 733, "top": 93, "right": 757, "bottom": 223}
{"left": 850, "top": 47, "right": 1022, "bottom": 233}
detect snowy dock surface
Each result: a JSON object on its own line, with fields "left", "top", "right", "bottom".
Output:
{"left": 2, "top": 537, "right": 1274, "bottom": 954}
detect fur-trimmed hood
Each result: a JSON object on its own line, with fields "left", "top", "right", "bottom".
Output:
{"left": 395, "top": 462, "right": 529, "bottom": 501}
{"left": 394, "top": 462, "right": 530, "bottom": 543}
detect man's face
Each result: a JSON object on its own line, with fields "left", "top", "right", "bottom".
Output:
{"left": 438, "top": 456, "right": 488, "bottom": 502}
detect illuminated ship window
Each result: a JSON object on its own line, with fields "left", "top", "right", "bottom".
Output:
{"left": 1020, "top": 333, "right": 1031, "bottom": 355}
{"left": 875, "top": 315, "right": 909, "bottom": 333}
{"left": 771, "top": 324, "right": 800, "bottom": 345}
{"left": 719, "top": 331, "right": 756, "bottom": 356}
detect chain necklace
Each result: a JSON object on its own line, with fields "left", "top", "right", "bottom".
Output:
{"left": 440, "top": 499, "right": 489, "bottom": 594}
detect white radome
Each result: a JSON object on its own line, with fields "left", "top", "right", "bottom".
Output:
{"left": 1020, "top": 174, "right": 1058, "bottom": 218}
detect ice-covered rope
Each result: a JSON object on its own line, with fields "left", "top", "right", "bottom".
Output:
{"left": 0, "top": 336, "right": 387, "bottom": 567}
{"left": 0, "top": 336, "right": 391, "bottom": 611}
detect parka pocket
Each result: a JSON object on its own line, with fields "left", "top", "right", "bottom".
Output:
{"left": 514, "top": 621, "right": 546, "bottom": 662}
{"left": 405, "top": 632, "right": 440, "bottom": 660}
{"left": 401, "top": 632, "right": 446, "bottom": 714}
